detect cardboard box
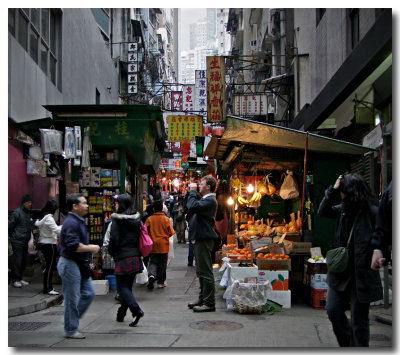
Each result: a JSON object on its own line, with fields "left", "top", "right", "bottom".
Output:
{"left": 256, "top": 258, "right": 291, "bottom": 271}
{"left": 250, "top": 237, "right": 273, "bottom": 260}
{"left": 284, "top": 241, "right": 312, "bottom": 254}
{"left": 227, "top": 263, "right": 258, "bottom": 283}
{"left": 92, "top": 280, "right": 109, "bottom": 295}
{"left": 268, "top": 290, "right": 291, "bottom": 309}
{"left": 310, "top": 273, "right": 328, "bottom": 290}
{"left": 258, "top": 270, "right": 289, "bottom": 290}
{"left": 227, "top": 234, "right": 236, "bottom": 244}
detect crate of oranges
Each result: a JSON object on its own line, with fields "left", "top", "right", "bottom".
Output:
{"left": 256, "top": 252, "right": 291, "bottom": 270}
{"left": 228, "top": 248, "right": 253, "bottom": 263}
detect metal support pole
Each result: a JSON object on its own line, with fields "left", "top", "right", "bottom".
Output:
{"left": 300, "top": 132, "right": 309, "bottom": 236}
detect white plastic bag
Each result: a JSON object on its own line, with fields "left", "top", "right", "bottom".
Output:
{"left": 28, "top": 233, "right": 37, "bottom": 256}
{"left": 168, "top": 235, "right": 175, "bottom": 263}
{"left": 135, "top": 263, "right": 149, "bottom": 285}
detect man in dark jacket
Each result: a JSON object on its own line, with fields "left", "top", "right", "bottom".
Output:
{"left": 186, "top": 176, "right": 218, "bottom": 312}
{"left": 57, "top": 194, "right": 100, "bottom": 339}
{"left": 8, "top": 194, "right": 33, "bottom": 288}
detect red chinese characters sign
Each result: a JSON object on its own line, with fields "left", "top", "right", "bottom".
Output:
{"left": 171, "top": 91, "right": 183, "bottom": 111}
{"left": 207, "top": 56, "right": 226, "bottom": 123}
{"left": 168, "top": 115, "right": 203, "bottom": 142}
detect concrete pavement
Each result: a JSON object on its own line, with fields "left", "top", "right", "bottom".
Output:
{"left": 8, "top": 241, "right": 392, "bottom": 348}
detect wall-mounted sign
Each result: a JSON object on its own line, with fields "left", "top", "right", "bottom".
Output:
{"left": 232, "top": 94, "right": 269, "bottom": 115}
{"left": 168, "top": 115, "right": 203, "bottom": 142}
{"left": 128, "top": 52, "right": 138, "bottom": 62}
{"left": 183, "top": 85, "right": 195, "bottom": 113}
{"left": 128, "top": 74, "right": 137, "bottom": 83}
{"left": 128, "top": 63, "right": 138, "bottom": 73}
{"left": 171, "top": 91, "right": 183, "bottom": 111}
{"left": 207, "top": 56, "right": 226, "bottom": 122}
{"left": 195, "top": 70, "right": 207, "bottom": 116}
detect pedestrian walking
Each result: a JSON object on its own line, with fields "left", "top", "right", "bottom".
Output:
{"left": 108, "top": 193, "right": 144, "bottom": 327}
{"left": 35, "top": 199, "right": 61, "bottom": 295}
{"left": 145, "top": 200, "right": 175, "bottom": 289}
{"left": 57, "top": 194, "right": 101, "bottom": 339}
{"left": 172, "top": 196, "right": 186, "bottom": 243}
{"left": 8, "top": 194, "right": 34, "bottom": 288}
{"left": 371, "top": 181, "right": 392, "bottom": 270}
{"left": 186, "top": 176, "right": 218, "bottom": 313}
{"left": 318, "top": 173, "right": 383, "bottom": 347}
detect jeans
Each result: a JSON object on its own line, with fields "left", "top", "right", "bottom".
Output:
{"left": 188, "top": 241, "right": 194, "bottom": 265}
{"left": 11, "top": 242, "right": 28, "bottom": 282}
{"left": 38, "top": 243, "right": 58, "bottom": 293}
{"left": 148, "top": 253, "right": 168, "bottom": 284}
{"left": 194, "top": 239, "right": 215, "bottom": 307}
{"left": 326, "top": 282, "right": 370, "bottom": 346}
{"left": 116, "top": 273, "right": 142, "bottom": 319}
{"left": 57, "top": 256, "right": 95, "bottom": 335}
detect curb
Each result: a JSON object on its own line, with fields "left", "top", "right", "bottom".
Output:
{"left": 8, "top": 294, "right": 64, "bottom": 318}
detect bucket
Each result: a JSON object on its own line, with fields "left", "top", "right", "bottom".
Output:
{"left": 105, "top": 275, "right": 117, "bottom": 291}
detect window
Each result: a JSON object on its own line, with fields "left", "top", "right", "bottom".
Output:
{"left": 350, "top": 9, "right": 359, "bottom": 49}
{"left": 91, "top": 8, "right": 110, "bottom": 37}
{"left": 96, "top": 89, "right": 101, "bottom": 104}
{"left": 9, "top": 9, "right": 61, "bottom": 87}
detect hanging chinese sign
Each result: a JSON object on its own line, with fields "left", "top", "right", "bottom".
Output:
{"left": 168, "top": 115, "right": 203, "bottom": 142}
{"left": 206, "top": 56, "right": 226, "bottom": 123}
{"left": 232, "top": 94, "right": 269, "bottom": 115}
{"left": 171, "top": 91, "right": 183, "bottom": 111}
{"left": 183, "top": 85, "right": 195, "bottom": 113}
{"left": 195, "top": 70, "right": 207, "bottom": 116}
{"left": 127, "top": 41, "right": 139, "bottom": 95}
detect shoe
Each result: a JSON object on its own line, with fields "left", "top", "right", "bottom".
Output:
{"left": 13, "top": 281, "right": 22, "bottom": 288}
{"left": 64, "top": 331, "right": 86, "bottom": 339}
{"left": 188, "top": 300, "right": 203, "bottom": 309}
{"left": 48, "top": 289, "right": 59, "bottom": 295}
{"left": 129, "top": 310, "right": 144, "bottom": 327}
{"left": 193, "top": 304, "right": 215, "bottom": 313}
{"left": 187, "top": 263, "right": 193, "bottom": 267}
{"left": 157, "top": 283, "right": 166, "bottom": 288}
{"left": 147, "top": 275, "right": 155, "bottom": 290}
{"left": 116, "top": 315, "right": 124, "bottom": 322}
{"left": 20, "top": 280, "right": 29, "bottom": 286}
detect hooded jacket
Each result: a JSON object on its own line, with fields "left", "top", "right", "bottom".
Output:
{"left": 8, "top": 206, "right": 32, "bottom": 245}
{"left": 109, "top": 212, "right": 141, "bottom": 261}
{"left": 35, "top": 214, "right": 62, "bottom": 244}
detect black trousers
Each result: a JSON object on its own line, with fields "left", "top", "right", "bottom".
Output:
{"left": 148, "top": 253, "right": 168, "bottom": 284}
{"left": 38, "top": 243, "right": 58, "bottom": 293}
{"left": 11, "top": 242, "right": 28, "bottom": 282}
{"left": 326, "top": 281, "right": 370, "bottom": 347}
{"left": 116, "top": 273, "right": 142, "bottom": 319}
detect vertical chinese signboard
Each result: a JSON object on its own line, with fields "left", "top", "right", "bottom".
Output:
{"left": 195, "top": 70, "right": 207, "bottom": 116}
{"left": 183, "top": 85, "right": 195, "bottom": 113}
{"left": 128, "top": 42, "right": 138, "bottom": 94}
{"left": 171, "top": 91, "right": 183, "bottom": 111}
{"left": 167, "top": 115, "right": 203, "bottom": 142}
{"left": 206, "top": 56, "right": 226, "bottom": 123}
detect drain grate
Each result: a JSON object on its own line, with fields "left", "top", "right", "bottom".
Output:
{"left": 44, "top": 311, "right": 64, "bottom": 316}
{"left": 9, "top": 322, "right": 51, "bottom": 331}
{"left": 371, "top": 334, "right": 391, "bottom": 342}
{"left": 189, "top": 320, "right": 243, "bottom": 331}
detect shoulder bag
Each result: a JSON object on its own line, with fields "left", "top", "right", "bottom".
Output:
{"left": 326, "top": 222, "right": 355, "bottom": 273}
{"left": 139, "top": 222, "right": 153, "bottom": 257}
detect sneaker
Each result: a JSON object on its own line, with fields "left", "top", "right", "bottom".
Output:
{"left": 13, "top": 281, "right": 22, "bottom": 288}
{"left": 64, "top": 331, "right": 86, "bottom": 339}
{"left": 20, "top": 280, "right": 29, "bottom": 286}
{"left": 193, "top": 304, "right": 216, "bottom": 313}
{"left": 147, "top": 275, "right": 155, "bottom": 290}
{"left": 157, "top": 283, "right": 166, "bottom": 288}
{"left": 48, "top": 289, "right": 59, "bottom": 295}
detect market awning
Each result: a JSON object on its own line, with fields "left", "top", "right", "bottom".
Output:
{"left": 204, "top": 116, "right": 375, "bottom": 159}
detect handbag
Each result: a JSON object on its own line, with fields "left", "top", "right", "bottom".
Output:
{"left": 326, "top": 222, "right": 355, "bottom": 273}
{"left": 139, "top": 222, "right": 153, "bottom": 257}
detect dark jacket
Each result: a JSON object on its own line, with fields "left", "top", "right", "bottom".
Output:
{"left": 59, "top": 212, "right": 90, "bottom": 263}
{"left": 8, "top": 206, "right": 32, "bottom": 245}
{"left": 371, "top": 181, "right": 392, "bottom": 263}
{"left": 186, "top": 191, "right": 218, "bottom": 241}
{"left": 318, "top": 186, "right": 382, "bottom": 303}
{"left": 109, "top": 212, "right": 141, "bottom": 261}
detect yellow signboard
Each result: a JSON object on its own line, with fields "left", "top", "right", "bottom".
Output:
{"left": 207, "top": 56, "right": 226, "bottom": 123}
{"left": 168, "top": 115, "right": 203, "bottom": 142}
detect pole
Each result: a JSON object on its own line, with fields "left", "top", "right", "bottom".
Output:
{"left": 301, "top": 132, "right": 309, "bottom": 236}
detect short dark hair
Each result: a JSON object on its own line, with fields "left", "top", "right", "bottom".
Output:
{"left": 40, "top": 199, "right": 58, "bottom": 218}
{"left": 202, "top": 176, "right": 217, "bottom": 193}
{"left": 116, "top": 193, "right": 136, "bottom": 215}
{"left": 66, "top": 194, "right": 84, "bottom": 212}
{"left": 153, "top": 200, "right": 163, "bottom": 212}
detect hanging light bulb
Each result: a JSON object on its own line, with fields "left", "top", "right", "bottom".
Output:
{"left": 227, "top": 196, "right": 234, "bottom": 206}
{"left": 173, "top": 178, "right": 180, "bottom": 187}
{"left": 247, "top": 183, "right": 254, "bottom": 193}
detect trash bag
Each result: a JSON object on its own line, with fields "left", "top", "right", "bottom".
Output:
{"left": 135, "top": 263, "right": 149, "bottom": 285}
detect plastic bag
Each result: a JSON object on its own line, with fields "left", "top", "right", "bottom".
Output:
{"left": 223, "top": 280, "right": 271, "bottom": 307}
{"left": 40, "top": 128, "right": 63, "bottom": 155}
{"left": 135, "top": 263, "right": 148, "bottom": 284}
{"left": 168, "top": 235, "right": 175, "bottom": 263}
{"left": 28, "top": 233, "right": 37, "bottom": 256}
{"left": 279, "top": 170, "right": 299, "bottom": 199}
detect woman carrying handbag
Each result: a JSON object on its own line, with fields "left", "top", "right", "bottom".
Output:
{"left": 108, "top": 194, "right": 144, "bottom": 327}
{"left": 318, "top": 173, "right": 382, "bottom": 347}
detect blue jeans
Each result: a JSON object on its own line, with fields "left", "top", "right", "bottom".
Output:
{"left": 57, "top": 256, "right": 95, "bottom": 335}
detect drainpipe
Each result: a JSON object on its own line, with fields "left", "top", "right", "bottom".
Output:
{"left": 280, "top": 9, "right": 286, "bottom": 73}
